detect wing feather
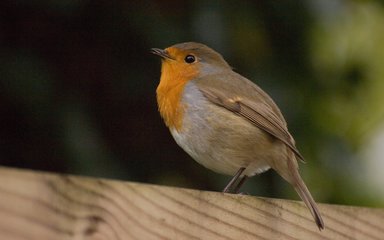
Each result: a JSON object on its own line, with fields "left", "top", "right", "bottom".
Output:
{"left": 199, "top": 87, "right": 304, "bottom": 161}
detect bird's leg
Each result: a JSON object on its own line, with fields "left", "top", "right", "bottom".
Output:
{"left": 232, "top": 175, "right": 248, "bottom": 194}
{"left": 223, "top": 167, "right": 245, "bottom": 193}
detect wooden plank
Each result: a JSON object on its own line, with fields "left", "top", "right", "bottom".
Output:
{"left": 0, "top": 166, "right": 382, "bottom": 240}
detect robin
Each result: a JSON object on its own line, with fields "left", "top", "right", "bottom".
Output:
{"left": 151, "top": 42, "right": 324, "bottom": 230}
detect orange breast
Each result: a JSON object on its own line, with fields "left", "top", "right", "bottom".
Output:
{"left": 156, "top": 59, "right": 198, "bottom": 131}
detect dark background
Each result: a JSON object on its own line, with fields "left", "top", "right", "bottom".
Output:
{"left": 1, "top": 0, "right": 384, "bottom": 207}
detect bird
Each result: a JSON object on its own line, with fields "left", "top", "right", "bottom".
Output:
{"left": 151, "top": 42, "right": 324, "bottom": 230}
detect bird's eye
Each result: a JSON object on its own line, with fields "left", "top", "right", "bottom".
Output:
{"left": 184, "top": 55, "right": 196, "bottom": 63}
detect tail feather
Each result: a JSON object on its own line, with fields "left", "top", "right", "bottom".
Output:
{"left": 285, "top": 154, "right": 325, "bottom": 230}
{"left": 294, "top": 179, "right": 324, "bottom": 230}
{"left": 271, "top": 148, "right": 324, "bottom": 230}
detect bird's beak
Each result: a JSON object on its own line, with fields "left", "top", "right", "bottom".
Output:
{"left": 150, "top": 48, "right": 174, "bottom": 60}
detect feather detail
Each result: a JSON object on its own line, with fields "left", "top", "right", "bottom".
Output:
{"left": 198, "top": 86, "right": 304, "bottom": 161}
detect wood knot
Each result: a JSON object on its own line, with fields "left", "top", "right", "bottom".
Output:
{"left": 84, "top": 216, "right": 103, "bottom": 236}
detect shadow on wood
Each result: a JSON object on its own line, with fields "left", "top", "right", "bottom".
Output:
{"left": 0, "top": 166, "right": 383, "bottom": 239}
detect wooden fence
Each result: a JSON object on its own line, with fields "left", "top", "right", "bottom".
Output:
{"left": 0, "top": 166, "right": 383, "bottom": 239}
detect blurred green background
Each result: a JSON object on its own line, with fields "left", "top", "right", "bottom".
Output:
{"left": 1, "top": 0, "right": 383, "bottom": 208}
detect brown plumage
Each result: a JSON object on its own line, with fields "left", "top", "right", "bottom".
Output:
{"left": 152, "top": 42, "right": 324, "bottom": 230}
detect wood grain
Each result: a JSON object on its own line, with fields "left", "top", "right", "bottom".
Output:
{"left": 0, "top": 166, "right": 382, "bottom": 240}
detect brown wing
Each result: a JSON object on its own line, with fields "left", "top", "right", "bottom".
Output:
{"left": 199, "top": 87, "right": 304, "bottom": 161}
